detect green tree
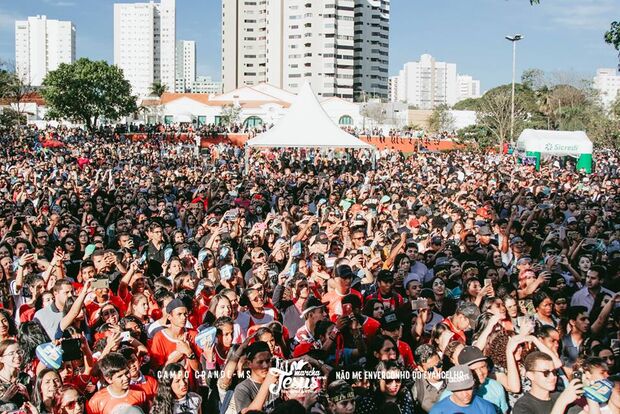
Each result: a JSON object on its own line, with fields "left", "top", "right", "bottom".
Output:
{"left": 455, "top": 124, "right": 495, "bottom": 150}
{"left": 41, "top": 58, "right": 137, "bottom": 132}
{"left": 149, "top": 82, "right": 167, "bottom": 97}
{"left": 0, "top": 63, "right": 33, "bottom": 130}
{"left": 220, "top": 104, "right": 241, "bottom": 127}
{"left": 453, "top": 98, "right": 481, "bottom": 111}
{"left": 604, "top": 21, "right": 620, "bottom": 62}
{"left": 428, "top": 104, "right": 455, "bottom": 132}
{"left": 477, "top": 85, "right": 528, "bottom": 151}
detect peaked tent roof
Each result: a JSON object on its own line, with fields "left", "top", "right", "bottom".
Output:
{"left": 516, "top": 129, "right": 592, "bottom": 156}
{"left": 246, "top": 82, "right": 374, "bottom": 149}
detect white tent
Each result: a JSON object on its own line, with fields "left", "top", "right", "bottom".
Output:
{"left": 515, "top": 129, "right": 593, "bottom": 172}
{"left": 245, "top": 82, "right": 374, "bottom": 150}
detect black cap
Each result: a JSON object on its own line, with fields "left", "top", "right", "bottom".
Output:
{"left": 380, "top": 312, "right": 402, "bottom": 331}
{"left": 458, "top": 346, "right": 487, "bottom": 366}
{"left": 335, "top": 265, "right": 354, "bottom": 279}
{"left": 165, "top": 298, "right": 187, "bottom": 314}
{"left": 301, "top": 296, "right": 328, "bottom": 318}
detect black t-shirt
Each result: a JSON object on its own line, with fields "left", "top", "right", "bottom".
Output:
{"left": 513, "top": 392, "right": 560, "bottom": 414}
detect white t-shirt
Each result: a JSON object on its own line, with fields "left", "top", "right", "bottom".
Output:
{"left": 173, "top": 392, "right": 202, "bottom": 414}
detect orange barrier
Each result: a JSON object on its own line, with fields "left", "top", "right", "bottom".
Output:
{"left": 200, "top": 134, "right": 463, "bottom": 152}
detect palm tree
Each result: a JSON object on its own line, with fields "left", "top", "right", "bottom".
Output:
{"left": 149, "top": 82, "right": 167, "bottom": 97}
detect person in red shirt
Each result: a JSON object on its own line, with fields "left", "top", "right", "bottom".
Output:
{"left": 441, "top": 301, "right": 479, "bottom": 344}
{"left": 365, "top": 270, "right": 404, "bottom": 311}
{"left": 149, "top": 298, "right": 200, "bottom": 375}
{"left": 86, "top": 352, "right": 147, "bottom": 414}
{"left": 120, "top": 348, "right": 158, "bottom": 400}
{"left": 322, "top": 265, "right": 363, "bottom": 318}
{"left": 85, "top": 285, "right": 127, "bottom": 327}
{"left": 379, "top": 311, "right": 415, "bottom": 369}
{"left": 339, "top": 294, "right": 381, "bottom": 342}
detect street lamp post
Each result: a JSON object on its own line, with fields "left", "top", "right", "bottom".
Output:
{"left": 505, "top": 34, "right": 523, "bottom": 151}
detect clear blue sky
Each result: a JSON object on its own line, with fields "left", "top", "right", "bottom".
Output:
{"left": 1, "top": 0, "right": 619, "bottom": 91}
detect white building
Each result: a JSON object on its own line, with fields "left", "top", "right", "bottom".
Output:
{"left": 593, "top": 68, "right": 620, "bottom": 109}
{"left": 391, "top": 54, "right": 480, "bottom": 109}
{"left": 457, "top": 75, "right": 481, "bottom": 101}
{"left": 190, "top": 76, "right": 223, "bottom": 95}
{"left": 114, "top": 0, "right": 176, "bottom": 97}
{"left": 221, "top": 0, "right": 389, "bottom": 101}
{"left": 15, "top": 16, "right": 76, "bottom": 86}
{"left": 175, "top": 40, "right": 196, "bottom": 92}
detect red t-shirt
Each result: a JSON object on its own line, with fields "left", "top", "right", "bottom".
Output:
{"left": 441, "top": 317, "right": 466, "bottom": 344}
{"left": 86, "top": 386, "right": 147, "bottom": 414}
{"left": 132, "top": 375, "right": 158, "bottom": 400}
{"left": 398, "top": 340, "right": 415, "bottom": 369}
{"left": 365, "top": 291, "right": 404, "bottom": 311}
{"left": 149, "top": 328, "right": 199, "bottom": 370}
{"left": 322, "top": 288, "right": 363, "bottom": 317}
{"left": 85, "top": 295, "right": 128, "bottom": 327}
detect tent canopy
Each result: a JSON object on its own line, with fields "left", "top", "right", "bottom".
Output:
{"left": 516, "top": 129, "right": 592, "bottom": 157}
{"left": 245, "top": 82, "right": 374, "bottom": 149}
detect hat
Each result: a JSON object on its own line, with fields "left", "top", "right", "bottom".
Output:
{"left": 510, "top": 236, "right": 524, "bottom": 245}
{"left": 458, "top": 346, "right": 487, "bottom": 366}
{"left": 516, "top": 255, "right": 532, "bottom": 266}
{"left": 567, "top": 216, "right": 578, "bottom": 224}
{"left": 301, "top": 296, "right": 328, "bottom": 318}
{"left": 456, "top": 302, "right": 480, "bottom": 330}
{"left": 446, "top": 365, "right": 476, "bottom": 391}
{"left": 335, "top": 265, "right": 354, "bottom": 279}
{"left": 165, "top": 298, "right": 187, "bottom": 314}
{"left": 327, "top": 380, "right": 355, "bottom": 403}
{"left": 380, "top": 312, "right": 402, "bottom": 331}
{"left": 404, "top": 274, "right": 421, "bottom": 289}
{"left": 477, "top": 226, "right": 493, "bottom": 236}
{"left": 36, "top": 342, "right": 63, "bottom": 370}
{"left": 377, "top": 269, "right": 394, "bottom": 282}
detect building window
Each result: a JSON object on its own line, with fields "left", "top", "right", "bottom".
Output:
{"left": 243, "top": 116, "right": 263, "bottom": 128}
{"left": 339, "top": 115, "right": 353, "bottom": 125}
{"left": 164, "top": 115, "right": 174, "bottom": 125}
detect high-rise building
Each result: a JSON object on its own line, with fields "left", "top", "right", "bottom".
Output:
{"left": 457, "top": 75, "right": 481, "bottom": 101}
{"left": 114, "top": 0, "right": 176, "bottom": 97}
{"left": 221, "top": 0, "right": 389, "bottom": 101}
{"left": 175, "top": 40, "right": 196, "bottom": 92}
{"left": 593, "top": 68, "right": 620, "bottom": 109}
{"left": 391, "top": 54, "right": 480, "bottom": 109}
{"left": 15, "top": 15, "right": 76, "bottom": 87}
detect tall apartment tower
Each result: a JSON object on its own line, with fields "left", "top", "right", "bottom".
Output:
{"left": 15, "top": 15, "right": 76, "bottom": 87}
{"left": 175, "top": 40, "right": 196, "bottom": 92}
{"left": 593, "top": 68, "right": 620, "bottom": 109}
{"left": 221, "top": 0, "right": 389, "bottom": 101}
{"left": 114, "top": 0, "right": 176, "bottom": 97}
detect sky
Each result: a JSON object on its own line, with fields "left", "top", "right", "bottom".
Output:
{"left": 1, "top": 0, "right": 619, "bottom": 92}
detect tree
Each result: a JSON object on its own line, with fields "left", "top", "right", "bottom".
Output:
{"left": 220, "top": 104, "right": 241, "bottom": 127}
{"left": 521, "top": 68, "right": 546, "bottom": 90}
{"left": 604, "top": 21, "right": 620, "bottom": 63}
{"left": 477, "top": 86, "right": 528, "bottom": 151}
{"left": 455, "top": 124, "right": 495, "bottom": 150}
{"left": 41, "top": 58, "right": 137, "bottom": 132}
{"left": 0, "top": 61, "right": 33, "bottom": 129}
{"left": 428, "top": 104, "right": 455, "bottom": 133}
{"left": 149, "top": 82, "right": 167, "bottom": 97}
{"left": 453, "top": 98, "right": 482, "bottom": 111}
{"left": 361, "top": 102, "right": 387, "bottom": 126}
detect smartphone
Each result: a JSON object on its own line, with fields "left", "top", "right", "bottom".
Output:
{"left": 411, "top": 298, "right": 428, "bottom": 310}
{"left": 573, "top": 370, "right": 583, "bottom": 384}
{"left": 342, "top": 303, "right": 353, "bottom": 317}
{"left": 32, "top": 253, "right": 38, "bottom": 261}
{"left": 325, "top": 257, "right": 336, "bottom": 269}
{"left": 61, "top": 338, "right": 83, "bottom": 362}
{"left": 195, "top": 327, "right": 217, "bottom": 349}
{"left": 484, "top": 278, "right": 492, "bottom": 287}
{"left": 256, "top": 222, "right": 267, "bottom": 231}
{"left": 120, "top": 331, "right": 132, "bottom": 342}
{"left": 92, "top": 278, "right": 110, "bottom": 290}
{"left": 291, "top": 242, "right": 303, "bottom": 258}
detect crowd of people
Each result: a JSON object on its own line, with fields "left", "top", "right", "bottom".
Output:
{"left": 0, "top": 124, "right": 617, "bottom": 414}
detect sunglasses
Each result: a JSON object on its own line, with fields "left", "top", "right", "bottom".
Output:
{"left": 63, "top": 396, "right": 86, "bottom": 410}
{"left": 384, "top": 378, "right": 401, "bottom": 384}
{"left": 531, "top": 369, "right": 557, "bottom": 378}
{"left": 427, "top": 361, "right": 443, "bottom": 372}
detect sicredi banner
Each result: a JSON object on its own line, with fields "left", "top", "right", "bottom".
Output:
{"left": 516, "top": 129, "right": 593, "bottom": 157}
